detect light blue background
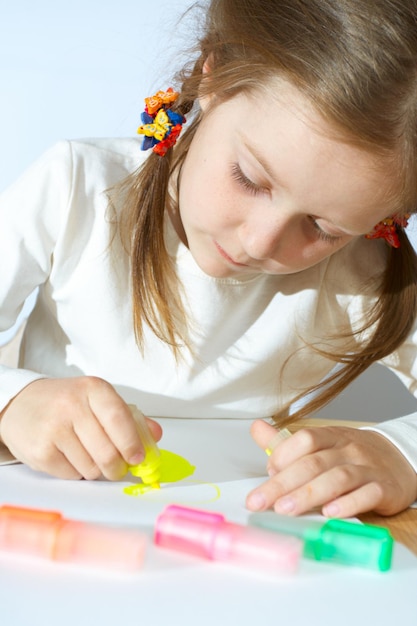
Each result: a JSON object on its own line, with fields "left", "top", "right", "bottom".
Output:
{"left": 0, "top": 0, "right": 195, "bottom": 191}
{"left": 0, "top": 0, "right": 195, "bottom": 340}
{"left": 1, "top": 0, "right": 416, "bottom": 420}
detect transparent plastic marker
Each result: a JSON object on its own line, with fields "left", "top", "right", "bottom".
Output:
{"left": 155, "top": 504, "right": 302, "bottom": 574}
{"left": 249, "top": 512, "right": 394, "bottom": 571}
{"left": 265, "top": 427, "right": 292, "bottom": 456}
{"left": 128, "top": 404, "right": 161, "bottom": 489}
{"left": 0, "top": 505, "right": 147, "bottom": 571}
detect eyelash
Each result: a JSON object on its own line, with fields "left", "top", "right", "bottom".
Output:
{"left": 230, "top": 163, "right": 267, "bottom": 196}
{"left": 231, "top": 163, "right": 343, "bottom": 244}
{"left": 308, "top": 217, "right": 343, "bottom": 244}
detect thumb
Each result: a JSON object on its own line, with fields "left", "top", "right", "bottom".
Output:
{"left": 250, "top": 419, "right": 292, "bottom": 454}
{"left": 250, "top": 419, "right": 278, "bottom": 451}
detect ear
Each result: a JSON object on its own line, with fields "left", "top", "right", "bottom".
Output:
{"left": 202, "top": 57, "right": 212, "bottom": 75}
{"left": 199, "top": 56, "right": 214, "bottom": 112}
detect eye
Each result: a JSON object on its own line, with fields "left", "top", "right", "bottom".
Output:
{"left": 230, "top": 163, "right": 268, "bottom": 196}
{"left": 308, "top": 216, "right": 343, "bottom": 244}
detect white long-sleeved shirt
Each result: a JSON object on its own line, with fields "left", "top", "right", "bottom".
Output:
{"left": 1, "top": 137, "right": 417, "bottom": 470}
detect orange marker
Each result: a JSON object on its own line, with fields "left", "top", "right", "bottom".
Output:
{"left": 0, "top": 505, "right": 147, "bottom": 571}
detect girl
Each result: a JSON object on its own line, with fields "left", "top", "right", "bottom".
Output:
{"left": 1, "top": 0, "right": 417, "bottom": 519}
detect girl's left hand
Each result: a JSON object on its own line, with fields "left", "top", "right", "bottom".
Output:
{"left": 246, "top": 419, "right": 417, "bottom": 518}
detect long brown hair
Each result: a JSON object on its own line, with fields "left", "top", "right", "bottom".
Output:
{"left": 117, "top": 0, "right": 417, "bottom": 423}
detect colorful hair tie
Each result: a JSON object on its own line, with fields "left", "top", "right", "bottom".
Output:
{"left": 365, "top": 214, "right": 410, "bottom": 248}
{"left": 137, "top": 88, "right": 186, "bottom": 156}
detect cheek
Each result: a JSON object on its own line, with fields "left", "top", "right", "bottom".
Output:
{"left": 265, "top": 238, "right": 351, "bottom": 274}
{"left": 185, "top": 169, "right": 238, "bottom": 225}
{"left": 296, "top": 239, "right": 351, "bottom": 268}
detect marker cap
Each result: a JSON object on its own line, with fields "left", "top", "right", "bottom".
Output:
{"left": 249, "top": 513, "right": 393, "bottom": 571}
{"left": 0, "top": 505, "right": 147, "bottom": 571}
{"left": 303, "top": 518, "right": 393, "bottom": 571}
{"left": 155, "top": 505, "right": 301, "bottom": 574}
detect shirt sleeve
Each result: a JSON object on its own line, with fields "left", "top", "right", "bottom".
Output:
{"left": 0, "top": 141, "right": 73, "bottom": 410}
{"left": 362, "top": 414, "right": 417, "bottom": 472}
{"left": 370, "top": 315, "right": 417, "bottom": 483}
{"left": 361, "top": 415, "right": 417, "bottom": 508}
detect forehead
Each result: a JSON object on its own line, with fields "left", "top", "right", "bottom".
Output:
{"left": 235, "top": 81, "right": 399, "bottom": 223}
{"left": 245, "top": 80, "right": 384, "bottom": 170}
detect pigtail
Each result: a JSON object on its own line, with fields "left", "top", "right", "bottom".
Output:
{"left": 273, "top": 231, "right": 417, "bottom": 426}
{"left": 114, "top": 69, "right": 202, "bottom": 356}
{"left": 128, "top": 151, "right": 181, "bottom": 350}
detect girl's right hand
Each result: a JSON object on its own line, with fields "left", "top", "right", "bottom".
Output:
{"left": 0, "top": 376, "right": 162, "bottom": 480}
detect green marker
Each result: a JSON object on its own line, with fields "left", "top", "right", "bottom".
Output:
{"left": 249, "top": 513, "right": 393, "bottom": 571}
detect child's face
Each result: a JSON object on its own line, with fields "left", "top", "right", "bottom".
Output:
{"left": 176, "top": 81, "right": 396, "bottom": 278}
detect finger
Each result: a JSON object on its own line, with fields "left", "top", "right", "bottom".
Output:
{"left": 3, "top": 419, "right": 85, "bottom": 480}
{"left": 146, "top": 416, "right": 163, "bottom": 443}
{"left": 87, "top": 384, "right": 148, "bottom": 466}
{"left": 72, "top": 411, "right": 129, "bottom": 480}
{"left": 250, "top": 419, "right": 278, "bottom": 449}
{"left": 251, "top": 419, "right": 291, "bottom": 460}
{"left": 322, "top": 480, "right": 400, "bottom": 519}
{"left": 56, "top": 449, "right": 100, "bottom": 480}
{"left": 268, "top": 427, "right": 343, "bottom": 471}
{"left": 246, "top": 448, "right": 353, "bottom": 512}
{"left": 42, "top": 450, "right": 85, "bottom": 480}
{"left": 272, "top": 464, "right": 371, "bottom": 516}
{"left": 27, "top": 444, "right": 84, "bottom": 480}
{"left": 250, "top": 421, "right": 336, "bottom": 474}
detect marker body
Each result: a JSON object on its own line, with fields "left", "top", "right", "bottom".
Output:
{"left": 128, "top": 404, "right": 161, "bottom": 488}
{"left": 249, "top": 513, "right": 393, "bottom": 571}
{"left": 0, "top": 505, "right": 147, "bottom": 571}
{"left": 155, "top": 505, "right": 301, "bottom": 574}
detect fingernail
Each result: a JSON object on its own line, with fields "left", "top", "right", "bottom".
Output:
{"left": 129, "top": 451, "right": 145, "bottom": 466}
{"left": 247, "top": 491, "right": 267, "bottom": 511}
{"left": 323, "top": 502, "right": 340, "bottom": 517}
{"left": 275, "top": 496, "right": 295, "bottom": 513}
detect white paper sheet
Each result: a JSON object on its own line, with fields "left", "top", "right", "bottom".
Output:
{"left": 0, "top": 418, "right": 416, "bottom": 626}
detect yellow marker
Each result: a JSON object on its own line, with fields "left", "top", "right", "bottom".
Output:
{"left": 265, "top": 427, "right": 292, "bottom": 456}
{"left": 128, "top": 404, "right": 161, "bottom": 489}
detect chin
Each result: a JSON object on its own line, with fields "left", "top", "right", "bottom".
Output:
{"left": 192, "top": 256, "right": 234, "bottom": 278}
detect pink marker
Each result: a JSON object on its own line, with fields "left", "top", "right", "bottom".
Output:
{"left": 0, "top": 505, "right": 147, "bottom": 572}
{"left": 154, "top": 504, "right": 301, "bottom": 574}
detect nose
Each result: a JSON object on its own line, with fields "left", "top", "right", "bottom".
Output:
{"left": 238, "top": 212, "right": 291, "bottom": 261}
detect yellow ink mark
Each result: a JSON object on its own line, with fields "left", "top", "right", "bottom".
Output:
{"left": 124, "top": 484, "right": 154, "bottom": 496}
{"left": 124, "top": 479, "right": 222, "bottom": 503}
{"left": 179, "top": 480, "right": 222, "bottom": 504}
{"left": 124, "top": 449, "right": 223, "bottom": 504}
{"left": 158, "top": 449, "right": 196, "bottom": 483}
{"left": 123, "top": 449, "right": 196, "bottom": 496}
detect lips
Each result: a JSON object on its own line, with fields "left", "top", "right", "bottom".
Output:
{"left": 214, "top": 241, "right": 248, "bottom": 267}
